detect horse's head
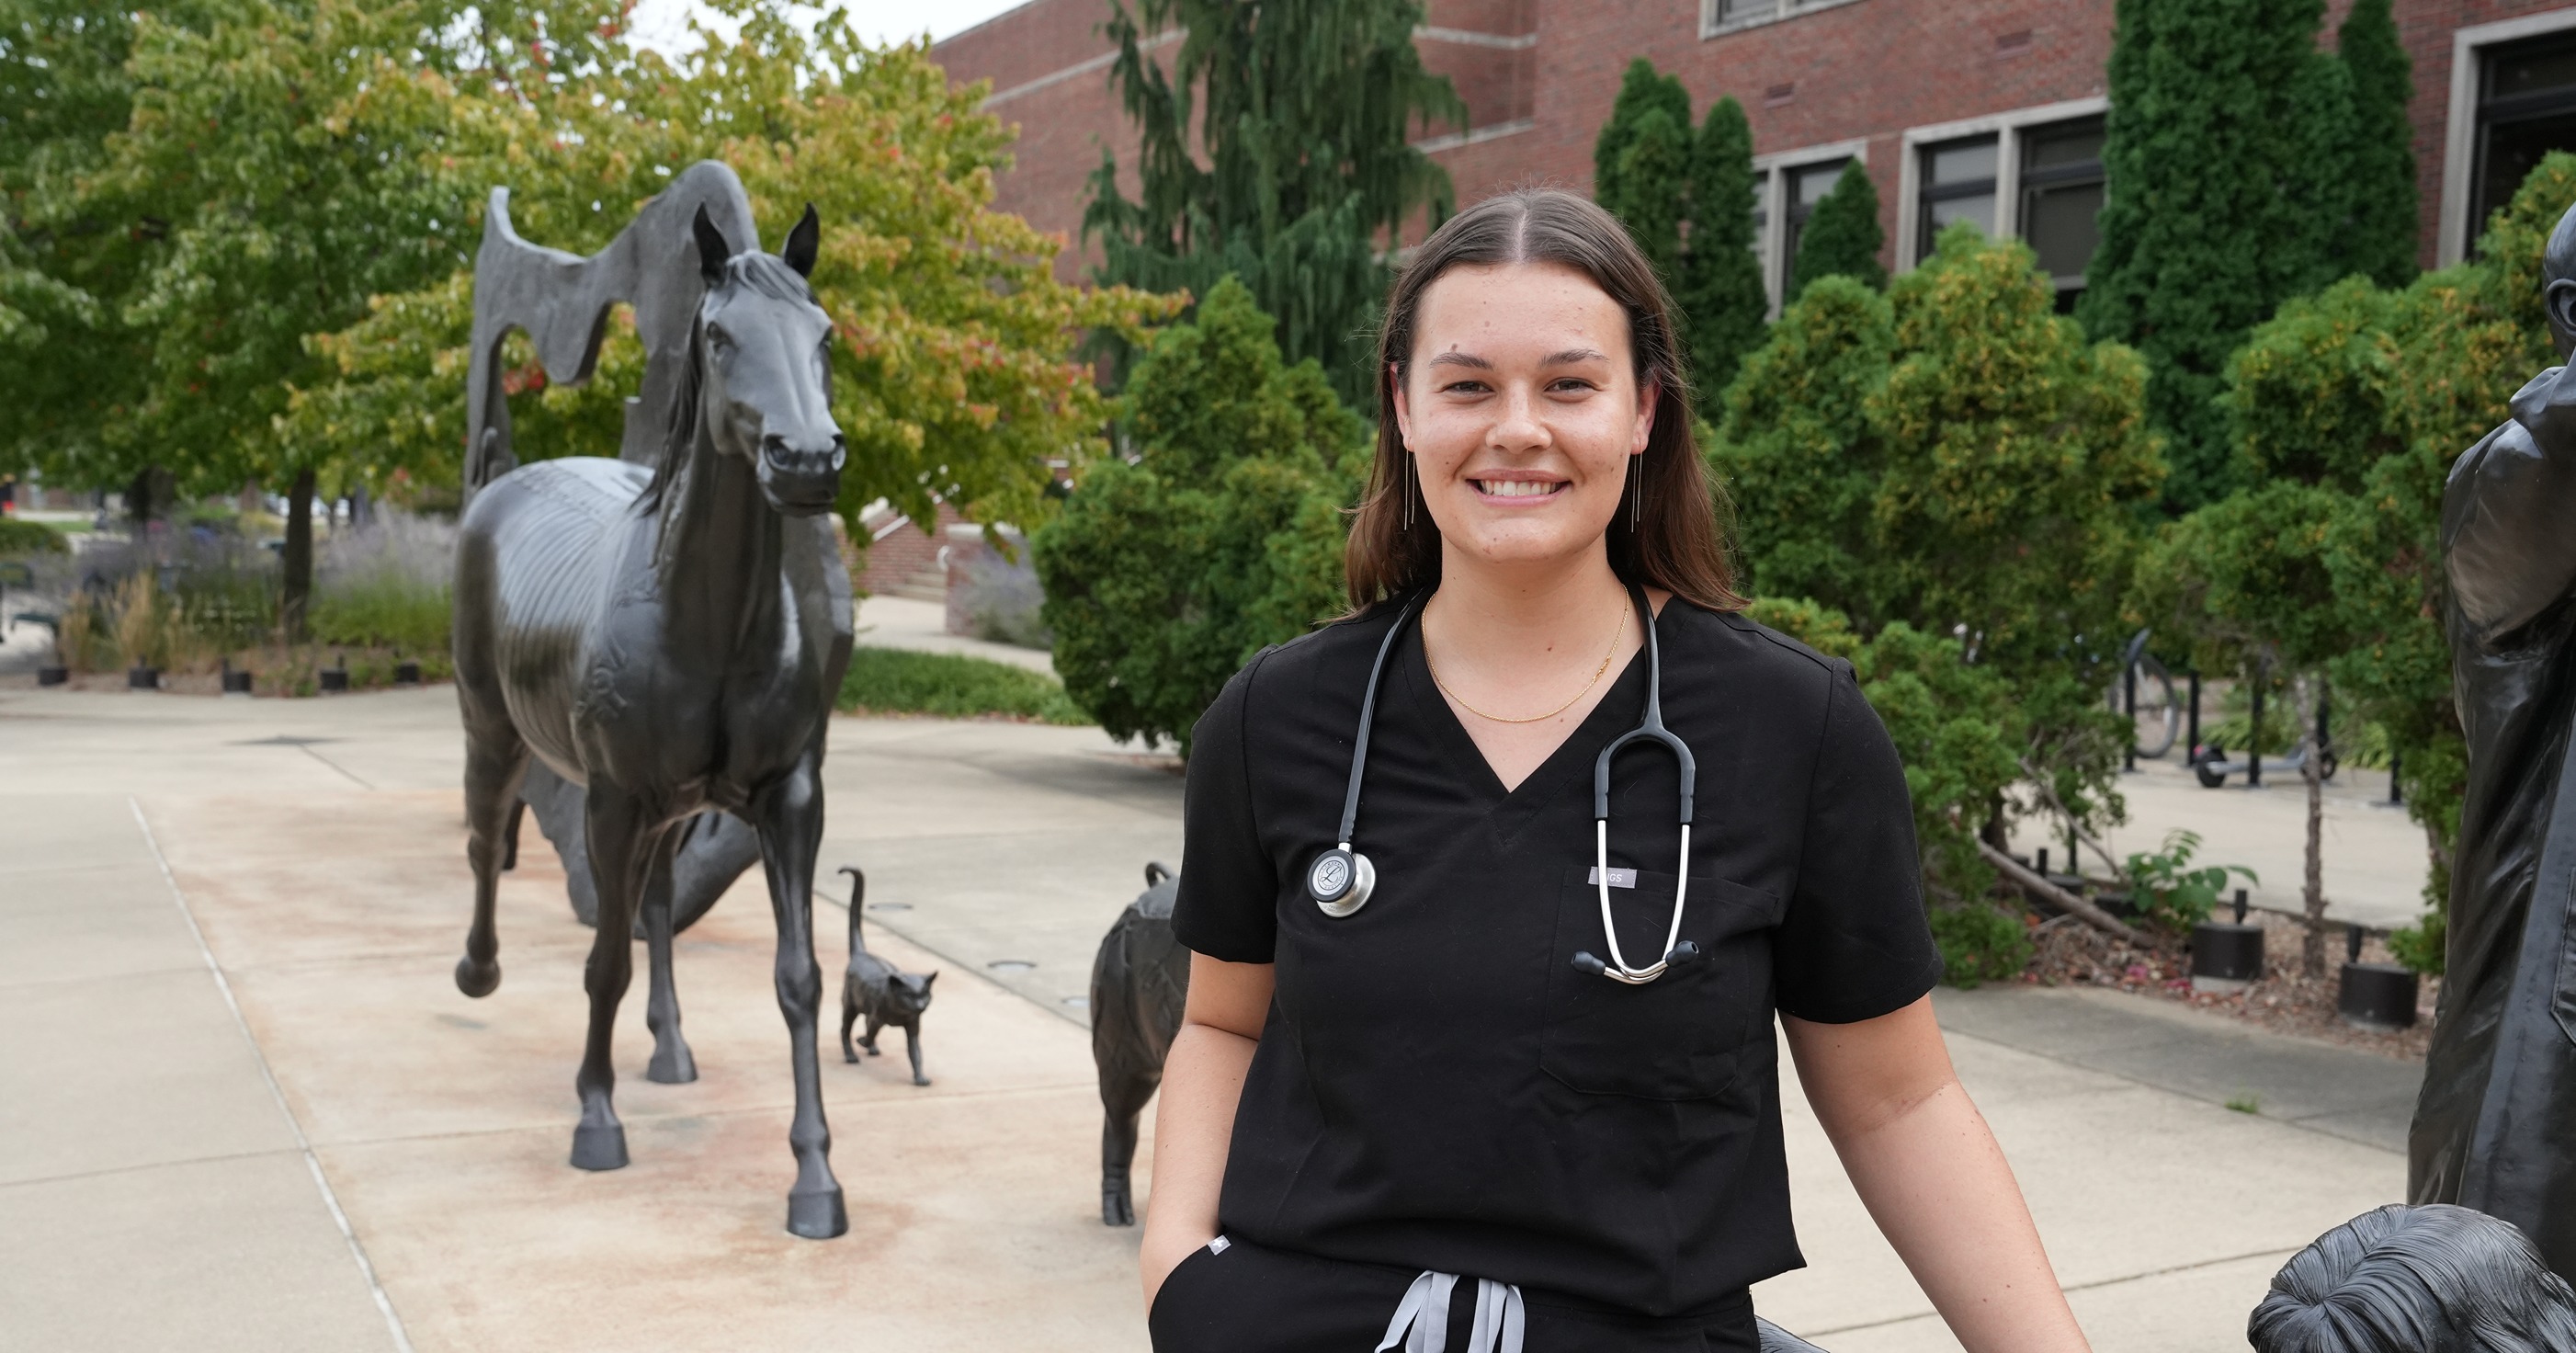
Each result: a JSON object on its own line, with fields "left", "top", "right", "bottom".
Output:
{"left": 688, "top": 203, "right": 844, "bottom": 517}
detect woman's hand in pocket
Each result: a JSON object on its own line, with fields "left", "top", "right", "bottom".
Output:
{"left": 1140, "top": 1229, "right": 1213, "bottom": 1313}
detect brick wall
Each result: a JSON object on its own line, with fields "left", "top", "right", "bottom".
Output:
{"left": 855, "top": 501, "right": 968, "bottom": 597}
{"left": 936, "top": 0, "right": 2576, "bottom": 284}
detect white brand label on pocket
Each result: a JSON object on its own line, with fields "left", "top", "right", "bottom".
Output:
{"left": 1586, "top": 867, "right": 1638, "bottom": 889}
{"left": 1208, "top": 1235, "right": 1231, "bottom": 1255}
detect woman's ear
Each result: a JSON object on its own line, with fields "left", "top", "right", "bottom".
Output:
{"left": 1631, "top": 374, "right": 1661, "bottom": 455}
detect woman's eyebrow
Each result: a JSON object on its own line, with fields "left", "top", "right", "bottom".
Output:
{"left": 1426, "top": 351, "right": 1493, "bottom": 370}
{"left": 1545, "top": 347, "right": 1608, "bottom": 365}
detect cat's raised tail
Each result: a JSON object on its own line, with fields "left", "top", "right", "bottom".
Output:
{"left": 838, "top": 866, "right": 867, "bottom": 952}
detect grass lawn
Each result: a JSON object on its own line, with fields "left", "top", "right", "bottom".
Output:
{"left": 836, "top": 645, "right": 1089, "bottom": 725}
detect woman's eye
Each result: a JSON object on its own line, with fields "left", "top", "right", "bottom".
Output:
{"left": 1440, "top": 380, "right": 1490, "bottom": 395}
{"left": 1548, "top": 378, "right": 1596, "bottom": 393}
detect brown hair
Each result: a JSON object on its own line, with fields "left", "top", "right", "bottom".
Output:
{"left": 1344, "top": 188, "right": 1743, "bottom": 612}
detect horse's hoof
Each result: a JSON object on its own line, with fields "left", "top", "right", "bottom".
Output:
{"left": 455, "top": 955, "right": 501, "bottom": 998}
{"left": 786, "top": 1186, "right": 847, "bottom": 1240}
{"left": 570, "top": 1120, "right": 629, "bottom": 1171}
{"left": 646, "top": 1044, "right": 698, "bottom": 1085}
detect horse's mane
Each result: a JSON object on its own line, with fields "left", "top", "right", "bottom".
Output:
{"left": 638, "top": 250, "right": 820, "bottom": 517}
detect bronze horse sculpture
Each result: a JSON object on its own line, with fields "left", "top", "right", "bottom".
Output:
{"left": 450, "top": 161, "right": 857, "bottom": 1238}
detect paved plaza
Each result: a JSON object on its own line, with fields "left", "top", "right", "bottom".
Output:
{"left": 0, "top": 673, "right": 2419, "bottom": 1351}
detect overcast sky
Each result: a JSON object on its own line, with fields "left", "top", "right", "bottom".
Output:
{"left": 624, "top": 0, "right": 1035, "bottom": 56}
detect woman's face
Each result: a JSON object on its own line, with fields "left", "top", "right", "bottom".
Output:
{"left": 1393, "top": 260, "right": 1657, "bottom": 577}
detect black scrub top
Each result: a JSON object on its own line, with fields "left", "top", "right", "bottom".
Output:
{"left": 1172, "top": 597, "right": 1942, "bottom": 1318}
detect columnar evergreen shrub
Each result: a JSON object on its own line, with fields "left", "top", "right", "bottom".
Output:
{"left": 1034, "top": 279, "right": 1363, "bottom": 754}
{"left": 1678, "top": 97, "right": 1771, "bottom": 393}
{"left": 1789, "top": 161, "right": 1886, "bottom": 300}
{"left": 2082, "top": 0, "right": 2417, "bottom": 510}
{"left": 1593, "top": 61, "right": 1768, "bottom": 392}
{"left": 2339, "top": 0, "right": 2420, "bottom": 290}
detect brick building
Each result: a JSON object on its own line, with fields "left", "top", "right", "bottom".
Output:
{"left": 935, "top": 0, "right": 2576, "bottom": 311}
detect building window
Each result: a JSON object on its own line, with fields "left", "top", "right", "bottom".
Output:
{"left": 2473, "top": 33, "right": 2576, "bottom": 251}
{"left": 2017, "top": 118, "right": 2105, "bottom": 309}
{"left": 1706, "top": 0, "right": 1868, "bottom": 37}
{"left": 1781, "top": 157, "right": 1852, "bottom": 292}
{"left": 1917, "top": 135, "right": 1999, "bottom": 259}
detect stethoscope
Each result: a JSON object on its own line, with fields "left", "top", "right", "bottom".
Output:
{"left": 1304, "top": 582, "right": 1702, "bottom": 984}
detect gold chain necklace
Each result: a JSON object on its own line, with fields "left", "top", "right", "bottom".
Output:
{"left": 1426, "top": 602, "right": 1627, "bottom": 724}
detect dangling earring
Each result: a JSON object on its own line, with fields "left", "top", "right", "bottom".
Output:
{"left": 1627, "top": 454, "right": 1642, "bottom": 532}
{"left": 1404, "top": 452, "right": 1417, "bottom": 529}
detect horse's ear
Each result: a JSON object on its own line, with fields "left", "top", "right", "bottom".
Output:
{"left": 692, "top": 204, "right": 731, "bottom": 287}
{"left": 782, "top": 204, "right": 821, "bottom": 278}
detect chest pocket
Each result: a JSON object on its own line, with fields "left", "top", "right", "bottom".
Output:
{"left": 1539, "top": 867, "right": 1779, "bottom": 1101}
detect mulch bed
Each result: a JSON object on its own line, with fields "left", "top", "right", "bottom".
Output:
{"left": 2018, "top": 904, "right": 2438, "bottom": 1062}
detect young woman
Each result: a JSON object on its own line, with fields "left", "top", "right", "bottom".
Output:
{"left": 1141, "top": 189, "right": 2090, "bottom": 1353}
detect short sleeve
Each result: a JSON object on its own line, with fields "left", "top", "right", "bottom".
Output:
{"left": 1771, "top": 662, "right": 1943, "bottom": 1024}
{"left": 1172, "top": 659, "right": 1279, "bottom": 963}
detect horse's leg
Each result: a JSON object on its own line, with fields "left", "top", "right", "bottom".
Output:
{"left": 570, "top": 788, "right": 652, "bottom": 1172}
{"left": 747, "top": 756, "right": 845, "bottom": 1239}
{"left": 641, "top": 838, "right": 698, "bottom": 1085}
{"left": 456, "top": 729, "right": 528, "bottom": 998}
{"left": 500, "top": 796, "right": 526, "bottom": 871}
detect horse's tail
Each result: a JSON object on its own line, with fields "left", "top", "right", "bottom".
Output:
{"left": 838, "top": 866, "right": 867, "bottom": 954}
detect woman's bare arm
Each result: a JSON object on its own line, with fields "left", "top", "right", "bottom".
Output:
{"left": 1139, "top": 952, "right": 1275, "bottom": 1309}
{"left": 1782, "top": 996, "right": 2091, "bottom": 1353}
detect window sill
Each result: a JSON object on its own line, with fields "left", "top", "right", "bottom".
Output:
{"left": 1704, "top": 0, "right": 1870, "bottom": 40}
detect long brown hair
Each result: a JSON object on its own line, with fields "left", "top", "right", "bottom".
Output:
{"left": 1344, "top": 188, "right": 1743, "bottom": 613}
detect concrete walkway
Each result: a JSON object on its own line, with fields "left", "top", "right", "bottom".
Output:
{"left": 0, "top": 685, "right": 2409, "bottom": 1351}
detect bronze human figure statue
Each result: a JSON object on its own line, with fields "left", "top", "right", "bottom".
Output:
{"left": 2251, "top": 1205, "right": 2576, "bottom": 1351}
{"left": 2413, "top": 199, "right": 2576, "bottom": 1278}
{"left": 449, "top": 161, "right": 857, "bottom": 1238}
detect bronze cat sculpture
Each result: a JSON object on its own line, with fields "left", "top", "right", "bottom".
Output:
{"left": 837, "top": 867, "right": 936, "bottom": 1086}
{"left": 449, "top": 161, "right": 856, "bottom": 1239}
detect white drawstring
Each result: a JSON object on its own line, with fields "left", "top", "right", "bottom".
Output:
{"left": 1376, "top": 1270, "right": 1525, "bottom": 1353}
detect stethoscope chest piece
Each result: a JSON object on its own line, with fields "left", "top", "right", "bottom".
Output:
{"left": 1309, "top": 846, "right": 1376, "bottom": 917}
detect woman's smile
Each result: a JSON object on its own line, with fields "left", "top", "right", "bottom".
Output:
{"left": 1470, "top": 473, "right": 1570, "bottom": 503}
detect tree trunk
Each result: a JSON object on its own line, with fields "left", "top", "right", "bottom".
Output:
{"left": 281, "top": 464, "right": 317, "bottom": 642}
{"left": 2294, "top": 672, "right": 2329, "bottom": 978}
{"left": 1977, "top": 839, "right": 2149, "bottom": 945}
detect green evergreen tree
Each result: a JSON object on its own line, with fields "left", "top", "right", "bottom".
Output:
{"left": 1083, "top": 0, "right": 1463, "bottom": 407}
{"left": 2077, "top": 0, "right": 2334, "bottom": 512}
{"left": 1609, "top": 108, "right": 1690, "bottom": 279}
{"left": 1789, "top": 160, "right": 1886, "bottom": 299}
{"left": 1592, "top": 58, "right": 1691, "bottom": 226}
{"left": 1036, "top": 278, "right": 1364, "bottom": 753}
{"left": 2339, "top": 0, "right": 2420, "bottom": 289}
{"left": 1678, "top": 96, "right": 1768, "bottom": 394}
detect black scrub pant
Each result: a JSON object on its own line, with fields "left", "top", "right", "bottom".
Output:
{"left": 1149, "top": 1237, "right": 1759, "bottom": 1353}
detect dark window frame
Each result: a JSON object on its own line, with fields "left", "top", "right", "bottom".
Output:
{"left": 1916, "top": 134, "right": 2001, "bottom": 260}
{"left": 2015, "top": 116, "right": 2106, "bottom": 309}
{"left": 1780, "top": 156, "right": 1855, "bottom": 296}
{"left": 2470, "top": 32, "right": 2576, "bottom": 256}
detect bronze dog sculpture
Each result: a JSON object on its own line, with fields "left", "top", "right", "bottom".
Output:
{"left": 450, "top": 161, "right": 857, "bottom": 1238}
{"left": 1091, "top": 861, "right": 1189, "bottom": 1226}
